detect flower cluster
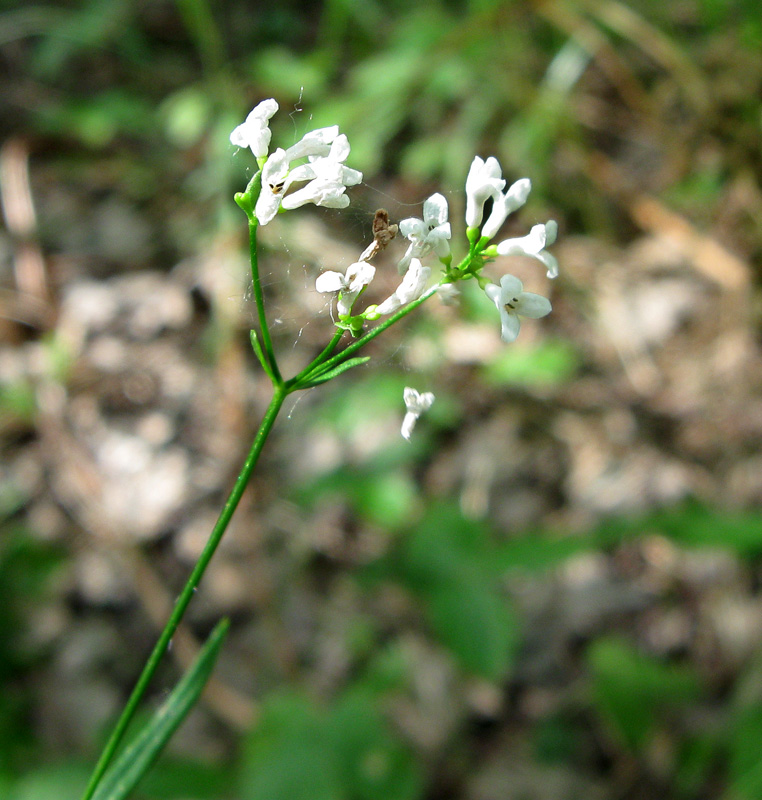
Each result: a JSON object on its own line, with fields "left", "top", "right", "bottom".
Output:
{"left": 231, "top": 101, "right": 560, "bottom": 437}
{"left": 231, "top": 99, "right": 362, "bottom": 226}
{"left": 462, "top": 155, "right": 558, "bottom": 342}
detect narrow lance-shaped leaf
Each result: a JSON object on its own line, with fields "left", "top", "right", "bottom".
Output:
{"left": 250, "top": 329, "right": 275, "bottom": 380}
{"left": 297, "top": 356, "right": 371, "bottom": 388}
{"left": 89, "top": 618, "right": 230, "bottom": 800}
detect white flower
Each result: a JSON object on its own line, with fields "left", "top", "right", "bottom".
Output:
{"left": 465, "top": 156, "right": 505, "bottom": 228}
{"left": 254, "top": 133, "right": 362, "bottom": 225}
{"left": 316, "top": 261, "right": 376, "bottom": 316}
{"left": 484, "top": 274, "right": 552, "bottom": 343}
{"left": 255, "top": 148, "right": 290, "bottom": 224}
{"left": 401, "top": 387, "right": 435, "bottom": 441}
{"left": 284, "top": 126, "right": 339, "bottom": 161}
{"left": 437, "top": 283, "right": 460, "bottom": 305}
{"left": 230, "top": 99, "right": 279, "bottom": 158}
{"left": 375, "top": 258, "right": 431, "bottom": 316}
{"left": 481, "top": 178, "right": 532, "bottom": 240}
{"left": 282, "top": 136, "right": 362, "bottom": 212}
{"left": 397, "top": 193, "right": 451, "bottom": 274}
{"left": 496, "top": 220, "right": 559, "bottom": 278}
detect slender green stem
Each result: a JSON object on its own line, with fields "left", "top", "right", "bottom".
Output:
{"left": 81, "top": 385, "right": 289, "bottom": 800}
{"left": 298, "top": 284, "right": 441, "bottom": 383}
{"left": 249, "top": 220, "right": 282, "bottom": 384}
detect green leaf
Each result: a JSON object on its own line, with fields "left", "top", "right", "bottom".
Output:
{"left": 426, "top": 575, "right": 519, "bottom": 680}
{"left": 298, "top": 356, "right": 371, "bottom": 388}
{"left": 249, "top": 330, "right": 275, "bottom": 380}
{"left": 89, "top": 618, "right": 230, "bottom": 800}
{"left": 327, "top": 690, "right": 423, "bottom": 800}
{"left": 240, "top": 693, "right": 336, "bottom": 800}
{"left": 398, "top": 504, "right": 519, "bottom": 679}
{"left": 587, "top": 637, "right": 701, "bottom": 753}
{"left": 729, "top": 703, "right": 762, "bottom": 799}
{"left": 240, "top": 690, "right": 423, "bottom": 800}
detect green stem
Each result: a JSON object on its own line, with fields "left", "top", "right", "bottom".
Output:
{"left": 80, "top": 385, "right": 289, "bottom": 800}
{"left": 297, "top": 284, "right": 440, "bottom": 384}
{"left": 249, "top": 219, "right": 282, "bottom": 384}
{"left": 286, "top": 329, "right": 344, "bottom": 389}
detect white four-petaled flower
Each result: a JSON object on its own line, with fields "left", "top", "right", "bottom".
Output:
{"left": 230, "top": 99, "right": 279, "bottom": 158}
{"left": 401, "top": 387, "right": 435, "bottom": 441}
{"left": 496, "top": 220, "right": 559, "bottom": 279}
{"left": 315, "top": 261, "right": 376, "bottom": 316}
{"left": 484, "top": 274, "right": 552, "bottom": 343}
{"left": 397, "top": 193, "right": 451, "bottom": 274}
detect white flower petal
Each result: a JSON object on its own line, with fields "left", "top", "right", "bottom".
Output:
{"left": 401, "top": 388, "right": 435, "bottom": 440}
{"left": 437, "top": 283, "right": 460, "bottom": 305}
{"left": 515, "top": 292, "right": 552, "bottom": 319}
{"left": 340, "top": 166, "right": 363, "bottom": 186}
{"left": 484, "top": 282, "right": 502, "bottom": 305}
{"left": 230, "top": 99, "right": 279, "bottom": 157}
{"left": 325, "top": 133, "right": 350, "bottom": 163}
{"left": 545, "top": 219, "right": 558, "bottom": 246}
{"left": 465, "top": 155, "right": 506, "bottom": 227}
{"left": 396, "top": 259, "right": 430, "bottom": 304}
{"left": 538, "top": 251, "right": 559, "bottom": 279}
{"left": 281, "top": 180, "right": 345, "bottom": 210}
{"left": 399, "top": 218, "right": 427, "bottom": 239}
{"left": 400, "top": 411, "right": 418, "bottom": 441}
{"left": 498, "top": 274, "right": 524, "bottom": 296}
{"left": 499, "top": 310, "right": 521, "bottom": 342}
{"left": 315, "top": 271, "right": 347, "bottom": 293}
{"left": 481, "top": 178, "right": 532, "bottom": 240}
{"left": 285, "top": 126, "right": 339, "bottom": 161}
{"left": 254, "top": 189, "right": 282, "bottom": 225}
{"left": 374, "top": 295, "right": 402, "bottom": 316}
{"left": 345, "top": 261, "right": 376, "bottom": 291}
{"left": 249, "top": 98, "right": 279, "bottom": 121}
{"left": 423, "top": 193, "right": 448, "bottom": 226}
{"left": 485, "top": 274, "right": 551, "bottom": 342}
{"left": 496, "top": 226, "right": 546, "bottom": 257}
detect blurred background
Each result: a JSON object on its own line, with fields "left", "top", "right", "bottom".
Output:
{"left": 2, "top": 0, "right": 762, "bottom": 797}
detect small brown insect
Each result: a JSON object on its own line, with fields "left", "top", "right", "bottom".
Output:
{"left": 371, "top": 209, "right": 398, "bottom": 250}
{"left": 357, "top": 209, "right": 399, "bottom": 261}
{"left": 359, "top": 209, "right": 399, "bottom": 261}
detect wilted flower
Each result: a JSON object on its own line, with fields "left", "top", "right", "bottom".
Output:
{"left": 401, "top": 387, "right": 435, "bottom": 440}
{"left": 484, "top": 274, "right": 552, "bottom": 342}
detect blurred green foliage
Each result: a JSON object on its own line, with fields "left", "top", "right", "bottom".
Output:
{"left": 587, "top": 637, "right": 701, "bottom": 751}
{"left": 240, "top": 688, "right": 422, "bottom": 800}
{"left": 0, "top": 528, "right": 65, "bottom": 774}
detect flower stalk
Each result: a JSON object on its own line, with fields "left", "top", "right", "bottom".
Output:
{"left": 82, "top": 99, "right": 561, "bottom": 800}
